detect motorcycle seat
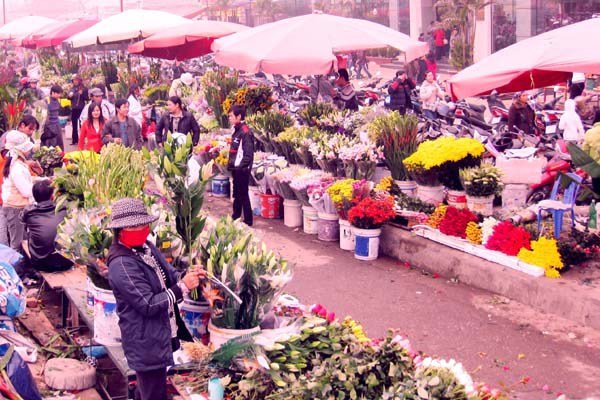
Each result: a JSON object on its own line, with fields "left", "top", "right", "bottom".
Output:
{"left": 468, "top": 103, "right": 486, "bottom": 113}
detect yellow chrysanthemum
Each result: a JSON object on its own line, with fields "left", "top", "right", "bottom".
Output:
{"left": 517, "top": 237, "right": 564, "bottom": 278}
{"left": 327, "top": 179, "right": 355, "bottom": 205}
{"left": 465, "top": 221, "right": 482, "bottom": 244}
{"left": 403, "top": 137, "right": 485, "bottom": 171}
{"left": 427, "top": 205, "right": 447, "bottom": 229}
{"left": 376, "top": 176, "right": 393, "bottom": 193}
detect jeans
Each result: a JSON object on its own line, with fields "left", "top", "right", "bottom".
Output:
{"left": 423, "top": 109, "right": 437, "bottom": 120}
{"left": 2, "top": 207, "right": 25, "bottom": 251}
{"left": 135, "top": 368, "right": 167, "bottom": 400}
{"left": 232, "top": 169, "right": 253, "bottom": 226}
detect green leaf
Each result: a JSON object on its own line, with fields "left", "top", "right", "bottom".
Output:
{"left": 568, "top": 142, "right": 600, "bottom": 178}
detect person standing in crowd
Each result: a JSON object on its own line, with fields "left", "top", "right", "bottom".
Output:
{"left": 507, "top": 92, "right": 536, "bottom": 135}
{"left": 434, "top": 25, "right": 446, "bottom": 60}
{"left": 1, "top": 131, "right": 35, "bottom": 252}
{"left": 559, "top": 99, "right": 585, "bottom": 144}
{"left": 79, "top": 102, "right": 104, "bottom": 153}
{"left": 417, "top": 56, "right": 428, "bottom": 83}
{"left": 25, "top": 78, "right": 45, "bottom": 102}
{"left": 583, "top": 111, "right": 600, "bottom": 194}
{"left": 68, "top": 75, "right": 88, "bottom": 146}
{"left": 106, "top": 198, "right": 205, "bottom": 400}
{"left": 155, "top": 96, "right": 201, "bottom": 147}
{"left": 227, "top": 105, "right": 255, "bottom": 227}
{"left": 335, "top": 69, "right": 359, "bottom": 111}
{"left": 419, "top": 71, "right": 444, "bottom": 120}
{"left": 172, "top": 60, "right": 185, "bottom": 80}
{"left": 388, "top": 70, "right": 415, "bottom": 115}
{"left": 102, "top": 99, "right": 142, "bottom": 150}
{"left": 42, "top": 85, "right": 64, "bottom": 149}
{"left": 169, "top": 73, "right": 197, "bottom": 98}
{"left": 21, "top": 180, "right": 73, "bottom": 272}
{"left": 127, "top": 84, "right": 144, "bottom": 128}
{"left": 425, "top": 53, "right": 438, "bottom": 79}
{"left": 79, "top": 87, "right": 115, "bottom": 125}
{"left": 569, "top": 72, "right": 586, "bottom": 99}
{"left": 355, "top": 51, "right": 372, "bottom": 79}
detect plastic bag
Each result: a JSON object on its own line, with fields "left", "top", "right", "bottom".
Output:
{"left": 0, "top": 344, "right": 42, "bottom": 400}
{"left": 0, "top": 262, "right": 26, "bottom": 318}
{"left": 0, "top": 245, "right": 22, "bottom": 268}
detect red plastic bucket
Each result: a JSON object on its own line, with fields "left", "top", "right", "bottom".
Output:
{"left": 260, "top": 194, "right": 282, "bottom": 219}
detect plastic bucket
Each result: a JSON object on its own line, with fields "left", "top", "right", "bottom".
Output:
{"left": 180, "top": 298, "right": 211, "bottom": 345}
{"left": 208, "top": 321, "right": 260, "bottom": 350}
{"left": 93, "top": 286, "right": 121, "bottom": 346}
{"left": 302, "top": 206, "right": 318, "bottom": 235}
{"left": 417, "top": 185, "right": 445, "bottom": 205}
{"left": 467, "top": 195, "right": 494, "bottom": 216}
{"left": 283, "top": 199, "right": 303, "bottom": 228}
{"left": 260, "top": 194, "right": 282, "bottom": 219}
{"left": 249, "top": 186, "right": 262, "bottom": 216}
{"left": 447, "top": 190, "right": 467, "bottom": 209}
{"left": 395, "top": 180, "right": 418, "bottom": 198}
{"left": 212, "top": 175, "right": 230, "bottom": 198}
{"left": 339, "top": 219, "right": 355, "bottom": 251}
{"left": 317, "top": 212, "right": 339, "bottom": 242}
{"left": 352, "top": 227, "right": 382, "bottom": 261}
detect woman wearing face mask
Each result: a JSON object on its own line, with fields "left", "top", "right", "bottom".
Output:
{"left": 107, "top": 198, "right": 206, "bottom": 400}
{"left": 1, "top": 131, "right": 35, "bottom": 251}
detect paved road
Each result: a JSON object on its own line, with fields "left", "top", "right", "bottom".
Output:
{"left": 205, "top": 197, "right": 600, "bottom": 400}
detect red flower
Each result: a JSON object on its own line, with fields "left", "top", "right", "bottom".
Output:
{"left": 485, "top": 221, "right": 531, "bottom": 256}
{"left": 348, "top": 197, "right": 396, "bottom": 229}
{"left": 438, "top": 206, "right": 477, "bottom": 238}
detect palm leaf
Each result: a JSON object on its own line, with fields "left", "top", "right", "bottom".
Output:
{"left": 567, "top": 142, "right": 600, "bottom": 178}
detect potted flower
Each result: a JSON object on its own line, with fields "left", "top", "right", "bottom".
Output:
{"left": 403, "top": 137, "right": 484, "bottom": 205}
{"left": 348, "top": 196, "right": 396, "bottom": 261}
{"left": 327, "top": 179, "right": 372, "bottom": 250}
{"left": 459, "top": 163, "right": 503, "bottom": 216}
{"left": 368, "top": 112, "right": 419, "bottom": 197}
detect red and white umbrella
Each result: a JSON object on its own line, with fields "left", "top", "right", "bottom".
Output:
{"left": 449, "top": 18, "right": 600, "bottom": 100}
{"left": 22, "top": 19, "right": 99, "bottom": 49}
{"left": 0, "top": 15, "right": 58, "bottom": 43}
{"left": 211, "top": 12, "right": 429, "bottom": 75}
{"left": 128, "top": 20, "right": 247, "bottom": 60}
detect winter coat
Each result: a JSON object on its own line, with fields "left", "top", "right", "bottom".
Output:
{"left": 107, "top": 242, "right": 191, "bottom": 372}
{"left": 21, "top": 200, "right": 66, "bottom": 260}
{"left": 79, "top": 120, "right": 104, "bottom": 152}
{"left": 227, "top": 123, "right": 255, "bottom": 171}
{"left": 388, "top": 78, "right": 415, "bottom": 111}
{"left": 156, "top": 111, "right": 201, "bottom": 146}
{"left": 507, "top": 101, "right": 535, "bottom": 135}
{"left": 559, "top": 99, "right": 585, "bottom": 142}
{"left": 102, "top": 116, "right": 143, "bottom": 150}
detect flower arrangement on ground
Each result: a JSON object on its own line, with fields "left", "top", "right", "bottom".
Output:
{"left": 348, "top": 196, "right": 396, "bottom": 229}
{"left": 404, "top": 137, "right": 484, "bottom": 188}
{"left": 427, "top": 205, "right": 448, "bottom": 229}
{"left": 518, "top": 237, "right": 564, "bottom": 278}
{"left": 315, "top": 109, "right": 365, "bottom": 135}
{"left": 460, "top": 163, "right": 504, "bottom": 197}
{"left": 368, "top": 112, "right": 419, "bottom": 181}
{"left": 485, "top": 221, "right": 531, "bottom": 256}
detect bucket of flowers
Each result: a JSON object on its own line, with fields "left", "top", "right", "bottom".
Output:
{"left": 459, "top": 163, "right": 503, "bottom": 216}
{"left": 348, "top": 195, "right": 396, "bottom": 261}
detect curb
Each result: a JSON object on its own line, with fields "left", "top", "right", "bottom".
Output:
{"left": 380, "top": 225, "right": 600, "bottom": 330}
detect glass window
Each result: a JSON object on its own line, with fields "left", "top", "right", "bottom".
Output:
{"left": 535, "top": 0, "right": 600, "bottom": 34}
{"left": 492, "top": 0, "right": 517, "bottom": 52}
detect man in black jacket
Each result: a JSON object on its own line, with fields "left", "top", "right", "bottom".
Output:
{"left": 21, "top": 180, "right": 73, "bottom": 272}
{"left": 388, "top": 70, "right": 415, "bottom": 115}
{"left": 227, "top": 105, "right": 254, "bottom": 226}
{"left": 155, "top": 96, "right": 201, "bottom": 146}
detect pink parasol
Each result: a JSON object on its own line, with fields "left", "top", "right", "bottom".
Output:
{"left": 0, "top": 16, "right": 57, "bottom": 43}
{"left": 128, "top": 20, "right": 248, "bottom": 60}
{"left": 211, "top": 12, "right": 429, "bottom": 75}
{"left": 21, "top": 19, "right": 99, "bottom": 49}
{"left": 449, "top": 18, "right": 600, "bottom": 100}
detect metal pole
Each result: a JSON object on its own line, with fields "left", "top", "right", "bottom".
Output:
{"left": 120, "top": 0, "right": 124, "bottom": 12}
{"left": 2, "top": 0, "right": 5, "bottom": 25}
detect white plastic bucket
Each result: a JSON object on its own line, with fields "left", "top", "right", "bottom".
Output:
{"left": 208, "top": 321, "right": 260, "bottom": 350}
{"left": 339, "top": 219, "right": 355, "bottom": 251}
{"left": 180, "top": 299, "right": 211, "bottom": 344}
{"left": 93, "top": 286, "right": 121, "bottom": 346}
{"left": 249, "top": 186, "right": 262, "bottom": 216}
{"left": 417, "top": 185, "right": 445, "bottom": 205}
{"left": 395, "top": 180, "right": 418, "bottom": 198}
{"left": 317, "top": 212, "right": 339, "bottom": 242}
{"left": 352, "top": 227, "right": 382, "bottom": 261}
{"left": 302, "top": 206, "right": 318, "bottom": 235}
{"left": 283, "top": 199, "right": 303, "bottom": 228}
{"left": 447, "top": 190, "right": 467, "bottom": 209}
{"left": 467, "top": 195, "right": 494, "bottom": 216}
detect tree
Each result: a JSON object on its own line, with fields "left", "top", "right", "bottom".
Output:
{"left": 255, "top": 0, "right": 281, "bottom": 22}
{"left": 434, "top": 0, "right": 492, "bottom": 69}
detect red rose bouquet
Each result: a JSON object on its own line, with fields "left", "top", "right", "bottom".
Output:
{"left": 485, "top": 221, "right": 531, "bottom": 256}
{"left": 438, "top": 206, "right": 478, "bottom": 239}
{"left": 348, "top": 196, "right": 396, "bottom": 229}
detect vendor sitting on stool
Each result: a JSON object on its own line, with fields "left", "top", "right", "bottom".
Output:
{"left": 21, "top": 180, "right": 73, "bottom": 272}
{"left": 107, "top": 198, "right": 205, "bottom": 400}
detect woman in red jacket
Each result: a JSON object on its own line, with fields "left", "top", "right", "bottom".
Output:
{"left": 79, "top": 102, "right": 104, "bottom": 152}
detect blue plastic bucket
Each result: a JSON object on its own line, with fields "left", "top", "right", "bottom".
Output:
{"left": 212, "top": 175, "right": 230, "bottom": 198}
{"left": 180, "top": 299, "right": 211, "bottom": 345}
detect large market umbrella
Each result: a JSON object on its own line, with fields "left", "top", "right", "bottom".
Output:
{"left": 67, "top": 9, "right": 191, "bottom": 48}
{"left": 448, "top": 18, "right": 600, "bottom": 100}
{"left": 22, "top": 19, "right": 99, "bottom": 49}
{"left": 211, "top": 12, "right": 429, "bottom": 75}
{"left": 128, "top": 20, "right": 248, "bottom": 60}
{"left": 0, "top": 16, "right": 58, "bottom": 42}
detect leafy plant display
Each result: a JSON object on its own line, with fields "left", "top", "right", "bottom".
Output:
{"left": 460, "top": 163, "right": 503, "bottom": 197}
{"left": 247, "top": 110, "right": 294, "bottom": 153}
{"left": 33, "top": 146, "right": 63, "bottom": 176}
{"left": 202, "top": 69, "right": 239, "bottom": 128}
{"left": 298, "top": 102, "right": 334, "bottom": 126}
{"left": 223, "top": 86, "right": 274, "bottom": 116}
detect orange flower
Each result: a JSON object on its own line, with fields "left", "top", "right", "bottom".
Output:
{"left": 202, "top": 283, "right": 224, "bottom": 308}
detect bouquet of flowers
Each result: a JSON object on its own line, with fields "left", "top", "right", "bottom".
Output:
{"left": 251, "top": 155, "right": 288, "bottom": 194}
{"left": 33, "top": 146, "right": 64, "bottom": 176}
{"left": 309, "top": 133, "right": 353, "bottom": 176}
{"left": 403, "top": 137, "right": 484, "bottom": 188}
{"left": 460, "top": 163, "right": 504, "bottom": 197}
{"left": 270, "top": 166, "right": 306, "bottom": 200}
{"left": 338, "top": 141, "right": 383, "bottom": 181}
{"left": 308, "top": 178, "right": 337, "bottom": 214}
{"left": 274, "top": 126, "right": 322, "bottom": 166}
{"left": 247, "top": 110, "right": 294, "bottom": 152}
{"left": 327, "top": 179, "right": 372, "bottom": 220}
{"left": 438, "top": 206, "right": 478, "bottom": 239}
{"left": 299, "top": 102, "right": 335, "bottom": 126}
{"left": 348, "top": 196, "right": 396, "bottom": 229}
{"left": 485, "top": 221, "right": 531, "bottom": 256}
{"left": 290, "top": 170, "right": 333, "bottom": 206}
{"left": 315, "top": 109, "right": 365, "bottom": 135}
{"left": 223, "top": 85, "right": 274, "bottom": 116}
{"left": 518, "top": 237, "right": 564, "bottom": 278}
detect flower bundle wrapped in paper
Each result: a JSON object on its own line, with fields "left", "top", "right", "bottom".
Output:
{"left": 308, "top": 178, "right": 337, "bottom": 214}
{"left": 326, "top": 179, "right": 373, "bottom": 220}
{"left": 274, "top": 126, "right": 322, "bottom": 166}
{"left": 289, "top": 169, "right": 333, "bottom": 206}
{"left": 338, "top": 141, "right": 383, "bottom": 181}
{"left": 309, "top": 133, "right": 351, "bottom": 176}
{"left": 270, "top": 166, "right": 307, "bottom": 200}
{"left": 251, "top": 154, "right": 288, "bottom": 194}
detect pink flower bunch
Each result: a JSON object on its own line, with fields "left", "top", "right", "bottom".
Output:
{"left": 310, "top": 304, "right": 336, "bottom": 323}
